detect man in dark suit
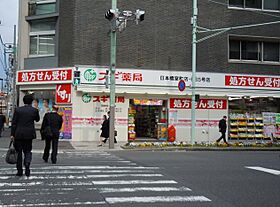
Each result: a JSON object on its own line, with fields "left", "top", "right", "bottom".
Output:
{"left": 41, "top": 105, "right": 63, "bottom": 164}
{"left": 11, "top": 94, "right": 40, "bottom": 176}
{"left": 216, "top": 116, "right": 228, "bottom": 145}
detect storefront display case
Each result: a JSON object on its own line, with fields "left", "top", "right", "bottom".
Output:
{"left": 229, "top": 113, "right": 264, "bottom": 140}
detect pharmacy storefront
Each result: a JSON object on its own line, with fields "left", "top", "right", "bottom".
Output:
{"left": 17, "top": 67, "right": 280, "bottom": 143}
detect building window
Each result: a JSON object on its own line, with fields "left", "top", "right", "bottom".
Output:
{"left": 229, "top": 0, "right": 280, "bottom": 11}
{"left": 229, "top": 39, "right": 280, "bottom": 63}
{"left": 29, "top": 20, "right": 56, "bottom": 56}
{"left": 29, "top": 0, "right": 56, "bottom": 16}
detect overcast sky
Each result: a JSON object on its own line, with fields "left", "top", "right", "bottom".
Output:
{"left": 0, "top": 0, "right": 18, "bottom": 80}
{"left": 0, "top": 0, "right": 18, "bottom": 43}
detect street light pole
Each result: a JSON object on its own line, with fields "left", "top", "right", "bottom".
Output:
{"left": 109, "top": 0, "right": 117, "bottom": 149}
{"left": 191, "top": 0, "right": 198, "bottom": 145}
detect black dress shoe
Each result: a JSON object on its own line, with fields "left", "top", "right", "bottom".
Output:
{"left": 43, "top": 158, "right": 48, "bottom": 163}
{"left": 25, "top": 168, "right": 30, "bottom": 177}
{"left": 16, "top": 171, "right": 23, "bottom": 176}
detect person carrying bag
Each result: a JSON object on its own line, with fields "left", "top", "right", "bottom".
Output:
{"left": 5, "top": 140, "right": 17, "bottom": 165}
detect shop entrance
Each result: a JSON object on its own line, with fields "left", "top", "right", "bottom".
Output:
{"left": 128, "top": 99, "right": 167, "bottom": 141}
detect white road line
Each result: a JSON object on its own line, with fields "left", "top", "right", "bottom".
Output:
{"left": 25, "top": 166, "right": 159, "bottom": 170}
{"left": 99, "top": 187, "right": 192, "bottom": 193}
{"left": 106, "top": 196, "right": 211, "bottom": 204}
{"left": 245, "top": 166, "right": 280, "bottom": 175}
{"left": 0, "top": 170, "right": 155, "bottom": 174}
{"left": 87, "top": 174, "right": 163, "bottom": 178}
{"left": 92, "top": 180, "right": 177, "bottom": 185}
{"left": 2, "top": 201, "right": 106, "bottom": 207}
{"left": 0, "top": 188, "right": 74, "bottom": 192}
{"left": 0, "top": 182, "right": 43, "bottom": 187}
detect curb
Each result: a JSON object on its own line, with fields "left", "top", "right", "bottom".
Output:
{"left": 120, "top": 146, "right": 280, "bottom": 151}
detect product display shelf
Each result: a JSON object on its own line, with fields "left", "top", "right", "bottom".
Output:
{"left": 229, "top": 114, "right": 264, "bottom": 141}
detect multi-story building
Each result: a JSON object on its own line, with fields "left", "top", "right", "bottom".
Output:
{"left": 17, "top": 0, "right": 280, "bottom": 143}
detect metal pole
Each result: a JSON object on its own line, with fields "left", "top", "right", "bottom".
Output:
{"left": 191, "top": 0, "right": 198, "bottom": 145}
{"left": 11, "top": 25, "right": 16, "bottom": 117}
{"left": 109, "top": 0, "right": 117, "bottom": 149}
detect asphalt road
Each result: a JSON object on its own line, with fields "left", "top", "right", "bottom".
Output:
{"left": 0, "top": 147, "right": 279, "bottom": 207}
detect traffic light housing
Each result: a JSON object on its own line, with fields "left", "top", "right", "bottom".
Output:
{"left": 135, "top": 9, "right": 145, "bottom": 23}
{"left": 105, "top": 9, "right": 115, "bottom": 21}
{"left": 73, "top": 70, "right": 81, "bottom": 86}
{"left": 195, "top": 94, "right": 200, "bottom": 102}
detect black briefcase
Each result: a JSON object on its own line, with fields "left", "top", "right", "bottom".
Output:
{"left": 5, "top": 141, "right": 18, "bottom": 165}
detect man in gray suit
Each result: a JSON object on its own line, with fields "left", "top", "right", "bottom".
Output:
{"left": 11, "top": 94, "right": 40, "bottom": 176}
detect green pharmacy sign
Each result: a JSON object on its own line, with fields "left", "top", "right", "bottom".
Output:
{"left": 84, "top": 68, "right": 97, "bottom": 82}
{"left": 82, "top": 93, "right": 92, "bottom": 103}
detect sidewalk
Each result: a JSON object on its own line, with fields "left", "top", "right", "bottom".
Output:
{"left": 0, "top": 128, "right": 124, "bottom": 152}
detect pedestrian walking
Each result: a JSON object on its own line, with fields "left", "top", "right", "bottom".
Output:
{"left": 98, "top": 115, "right": 109, "bottom": 147}
{"left": 11, "top": 94, "right": 40, "bottom": 176}
{"left": 0, "top": 112, "right": 6, "bottom": 137}
{"left": 41, "top": 105, "right": 63, "bottom": 164}
{"left": 216, "top": 115, "right": 228, "bottom": 145}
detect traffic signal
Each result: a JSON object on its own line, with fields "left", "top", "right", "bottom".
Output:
{"left": 195, "top": 94, "right": 200, "bottom": 102}
{"left": 135, "top": 9, "right": 145, "bottom": 23}
{"left": 105, "top": 9, "right": 115, "bottom": 21}
{"left": 73, "top": 70, "right": 80, "bottom": 86}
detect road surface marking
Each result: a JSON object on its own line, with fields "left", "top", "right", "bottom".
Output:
{"left": 2, "top": 166, "right": 159, "bottom": 170}
{"left": 0, "top": 182, "right": 43, "bottom": 187}
{"left": 245, "top": 166, "right": 280, "bottom": 175}
{"left": 92, "top": 180, "right": 177, "bottom": 185}
{"left": 87, "top": 174, "right": 163, "bottom": 178}
{"left": 106, "top": 196, "right": 211, "bottom": 204}
{"left": 3, "top": 201, "right": 106, "bottom": 207}
{"left": 99, "top": 187, "right": 192, "bottom": 193}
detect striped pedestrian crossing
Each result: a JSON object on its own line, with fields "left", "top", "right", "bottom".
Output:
{"left": 0, "top": 151, "right": 211, "bottom": 206}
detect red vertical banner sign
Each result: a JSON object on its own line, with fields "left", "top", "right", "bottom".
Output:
{"left": 56, "top": 84, "right": 72, "bottom": 104}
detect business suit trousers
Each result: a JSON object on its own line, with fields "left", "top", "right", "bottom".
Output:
{"left": 14, "top": 139, "right": 32, "bottom": 172}
{"left": 43, "top": 138, "right": 58, "bottom": 163}
{"left": 217, "top": 131, "right": 227, "bottom": 143}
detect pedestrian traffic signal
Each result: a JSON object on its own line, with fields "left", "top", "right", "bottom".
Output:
{"left": 73, "top": 71, "right": 80, "bottom": 86}
{"left": 195, "top": 94, "right": 200, "bottom": 102}
{"left": 105, "top": 9, "right": 115, "bottom": 21}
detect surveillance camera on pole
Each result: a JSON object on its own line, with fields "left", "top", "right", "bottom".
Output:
{"left": 105, "top": 9, "right": 117, "bottom": 21}
{"left": 135, "top": 9, "right": 145, "bottom": 24}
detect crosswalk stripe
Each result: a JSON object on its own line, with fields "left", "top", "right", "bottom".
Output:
{"left": 0, "top": 188, "right": 74, "bottom": 192}
{"left": 99, "top": 187, "right": 192, "bottom": 193}
{"left": 105, "top": 196, "right": 211, "bottom": 204}
{"left": 245, "top": 166, "right": 280, "bottom": 175}
{"left": 92, "top": 180, "right": 177, "bottom": 185}
{"left": 0, "top": 182, "right": 43, "bottom": 187}
{"left": 3, "top": 201, "right": 106, "bottom": 207}
{"left": 0, "top": 166, "right": 159, "bottom": 171}
{"left": 87, "top": 174, "right": 163, "bottom": 178}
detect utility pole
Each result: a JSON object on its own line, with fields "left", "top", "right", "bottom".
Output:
{"left": 109, "top": 0, "right": 117, "bottom": 149}
{"left": 11, "top": 25, "right": 16, "bottom": 118}
{"left": 105, "top": 3, "right": 145, "bottom": 149}
{"left": 191, "top": 0, "right": 198, "bottom": 145}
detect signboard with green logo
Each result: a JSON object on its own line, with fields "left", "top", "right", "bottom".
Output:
{"left": 82, "top": 93, "right": 92, "bottom": 103}
{"left": 276, "top": 113, "right": 280, "bottom": 124}
{"left": 80, "top": 68, "right": 97, "bottom": 83}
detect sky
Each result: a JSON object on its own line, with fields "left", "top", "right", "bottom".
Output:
{"left": 0, "top": 0, "right": 18, "bottom": 81}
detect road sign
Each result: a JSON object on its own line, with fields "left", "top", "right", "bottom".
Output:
{"left": 178, "top": 80, "right": 186, "bottom": 92}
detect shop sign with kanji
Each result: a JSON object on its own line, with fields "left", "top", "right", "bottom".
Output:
{"left": 56, "top": 84, "right": 72, "bottom": 104}
{"left": 170, "top": 98, "right": 227, "bottom": 109}
{"left": 225, "top": 75, "right": 280, "bottom": 89}
{"left": 17, "top": 68, "right": 73, "bottom": 85}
